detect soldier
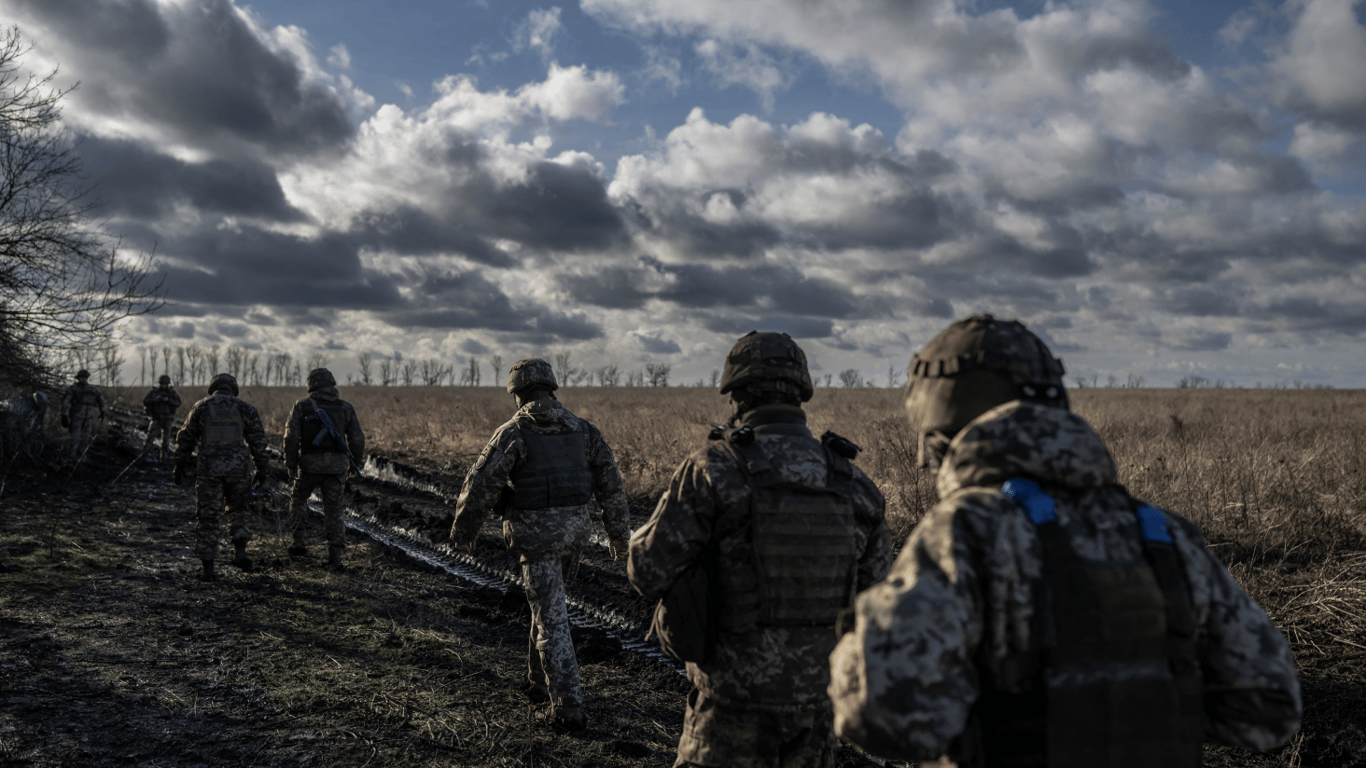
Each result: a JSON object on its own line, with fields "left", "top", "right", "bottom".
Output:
{"left": 141, "top": 374, "right": 182, "bottom": 463}
{"left": 629, "top": 331, "right": 893, "bottom": 768}
{"left": 283, "top": 367, "right": 365, "bottom": 570}
{"left": 60, "top": 369, "right": 105, "bottom": 460}
{"left": 449, "top": 358, "right": 631, "bottom": 733}
{"left": 173, "top": 373, "right": 270, "bottom": 582}
{"left": 0, "top": 391, "right": 48, "bottom": 463}
{"left": 829, "top": 315, "right": 1302, "bottom": 767}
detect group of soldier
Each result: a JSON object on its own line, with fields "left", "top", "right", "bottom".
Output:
{"left": 43, "top": 313, "right": 1304, "bottom": 767}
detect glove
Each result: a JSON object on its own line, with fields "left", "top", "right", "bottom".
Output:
{"left": 254, "top": 464, "right": 270, "bottom": 489}
{"left": 608, "top": 538, "right": 629, "bottom": 562}
{"left": 61, "top": 414, "right": 70, "bottom": 429}
{"left": 173, "top": 464, "right": 187, "bottom": 486}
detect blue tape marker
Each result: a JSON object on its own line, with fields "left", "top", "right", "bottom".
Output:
{"left": 1001, "top": 477, "right": 1057, "bottom": 525}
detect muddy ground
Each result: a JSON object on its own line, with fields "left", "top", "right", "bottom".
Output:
{"left": 1, "top": 407, "right": 1363, "bottom": 767}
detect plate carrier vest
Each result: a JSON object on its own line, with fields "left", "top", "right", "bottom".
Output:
{"left": 509, "top": 425, "right": 594, "bottom": 511}
{"left": 965, "top": 477, "right": 1205, "bottom": 768}
{"left": 710, "top": 424, "right": 860, "bottom": 632}
{"left": 204, "top": 398, "right": 243, "bottom": 447}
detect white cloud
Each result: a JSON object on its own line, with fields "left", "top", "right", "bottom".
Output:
{"left": 517, "top": 63, "right": 626, "bottom": 122}
{"left": 694, "top": 39, "right": 795, "bottom": 110}
{"left": 517, "top": 7, "right": 564, "bottom": 57}
{"left": 328, "top": 42, "right": 351, "bottom": 70}
{"left": 1271, "top": 0, "right": 1366, "bottom": 125}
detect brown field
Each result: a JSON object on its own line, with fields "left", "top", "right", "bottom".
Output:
{"left": 233, "top": 384, "right": 1366, "bottom": 665}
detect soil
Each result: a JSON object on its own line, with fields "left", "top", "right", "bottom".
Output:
{"left": 2, "top": 406, "right": 1363, "bottom": 767}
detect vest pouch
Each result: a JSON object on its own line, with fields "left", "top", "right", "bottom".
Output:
{"left": 751, "top": 485, "right": 858, "bottom": 626}
{"left": 648, "top": 557, "right": 715, "bottom": 663}
{"left": 511, "top": 428, "right": 594, "bottom": 510}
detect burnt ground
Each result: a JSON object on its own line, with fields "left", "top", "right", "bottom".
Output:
{"left": 1, "top": 406, "right": 1364, "bottom": 767}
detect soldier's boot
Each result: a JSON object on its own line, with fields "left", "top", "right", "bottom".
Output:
{"left": 232, "top": 540, "right": 254, "bottom": 572}
{"left": 538, "top": 704, "right": 586, "bottom": 734}
{"left": 328, "top": 545, "right": 345, "bottom": 572}
{"left": 199, "top": 559, "right": 216, "bottom": 582}
{"left": 520, "top": 679, "right": 550, "bottom": 704}
{"left": 287, "top": 530, "right": 308, "bottom": 558}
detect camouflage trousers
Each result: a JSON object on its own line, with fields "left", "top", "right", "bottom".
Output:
{"left": 287, "top": 472, "right": 347, "bottom": 548}
{"left": 675, "top": 689, "right": 835, "bottom": 768}
{"left": 194, "top": 474, "right": 253, "bottom": 559}
{"left": 67, "top": 412, "right": 99, "bottom": 458}
{"left": 143, "top": 417, "right": 177, "bottom": 459}
{"left": 523, "top": 550, "right": 583, "bottom": 709}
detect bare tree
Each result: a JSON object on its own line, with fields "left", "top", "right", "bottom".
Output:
{"left": 595, "top": 364, "right": 620, "bottom": 387}
{"left": 419, "top": 358, "right": 450, "bottom": 386}
{"left": 645, "top": 363, "right": 670, "bottom": 387}
{"left": 205, "top": 345, "right": 220, "bottom": 378}
{"left": 710, "top": 369, "right": 720, "bottom": 388}
{"left": 247, "top": 353, "right": 262, "bottom": 387}
{"left": 138, "top": 346, "right": 147, "bottom": 385}
{"left": 1106, "top": 374, "right": 1119, "bottom": 388}
{"left": 401, "top": 359, "right": 417, "bottom": 386}
{"left": 1126, "top": 373, "right": 1145, "bottom": 389}
{"left": 357, "top": 352, "right": 373, "bottom": 386}
{"left": 839, "top": 369, "right": 863, "bottom": 388}
{"left": 0, "top": 28, "right": 164, "bottom": 387}
{"left": 553, "top": 352, "right": 579, "bottom": 386}
{"left": 100, "top": 344, "right": 122, "bottom": 385}
{"left": 460, "top": 357, "right": 481, "bottom": 387}
{"left": 161, "top": 347, "right": 173, "bottom": 382}
{"left": 305, "top": 352, "right": 329, "bottom": 372}
{"left": 379, "top": 359, "right": 395, "bottom": 386}
{"left": 886, "top": 365, "right": 903, "bottom": 389}
{"left": 185, "top": 346, "right": 203, "bottom": 386}
{"left": 491, "top": 354, "right": 503, "bottom": 386}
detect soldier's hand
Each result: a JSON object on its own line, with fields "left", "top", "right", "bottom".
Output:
{"left": 172, "top": 464, "right": 187, "bottom": 486}
{"left": 608, "top": 538, "right": 629, "bottom": 562}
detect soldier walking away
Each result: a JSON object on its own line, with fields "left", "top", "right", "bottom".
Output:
{"left": 828, "top": 315, "right": 1302, "bottom": 767}
{"left": 173, "top": 373, "right": 271, "bottom": 582}
{"left": 283, "top": 367, "right": 365, "bottom": 571}
{"left": 141, "top": 375, "right": 182, "bottom": 463}
{"left": 628, "top": 331, "right": 893, "bottom": 768}
{"left": 449, "top": 358, "right": 631, "bottom": 734}
{"left": 60, "top": 369, "right": 105, "bottom": 461}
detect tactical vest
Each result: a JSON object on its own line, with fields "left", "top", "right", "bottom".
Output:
{"left": 73, "top": 385, "right": 101, "bottom": 408}
{"left": 301, "top": 399, "right": 348, "bottom": 454}
{"left": 966, "top": 478, "right": 1204, "bottom": 768}
{"left": 711, "top": 425, "right": 860, "bottom": 632}
{"left": 204, "top": 399, "right": 244, "bottom": 447}
{"left": 509, "top": 426, "right": 594, "bottom": 510}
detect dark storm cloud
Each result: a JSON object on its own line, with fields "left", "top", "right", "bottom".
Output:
{"left": 376, "top": 269, "right": 603, "bottom": 342}
{"left": 700, "top": 314, "right": 834, "bottom": 340}
{"left": 1164, "top": 329, "right": 1232, "bottom": 351}
{"left": 476, "top": 160, "right": 627, "bottom": 251}
{"left": 169, "top": 227, "right": 365, "bottom": 281}
{"left": 560, "top": 256, "right": 861, "bottom": 319}
{"left": 80, "top": 136, "right": 305, "bottom": 221}
{"left": 351, "top": 205, "right": 514, "bottom": 266}
{"left": 633, "top": 331, "right": 681, "bottom": 354}
{"left": 10, "top": 0, "right": 353, "bottom": 157}
{"left": 1155, "top": 286, "right": 1242, "bottom": 317}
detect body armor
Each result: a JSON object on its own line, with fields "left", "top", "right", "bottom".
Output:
{"left": 711, "top": 427, "right": 859, "bottom": 632}
{"left": 509, "top": 427, "right": 593, "bottom": 510}
{"left": 968, "top": 479, "right": 1204, "bottom": 768}
{"left": 72, "top": 385, "right": 101, "bottom": 409}
{"left": 301, "top": 399, "right": 349, "bottom": 454}
{"left": 204, "top": 398, "right": 244, "bottom": 447}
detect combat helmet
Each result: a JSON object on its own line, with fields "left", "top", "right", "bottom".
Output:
{"left": 719, "top": 331, "right": 814, "bottom": 402}
{"left": 506, "top": 358, "right": 558, "bottom": 394}
{"left": 76, "top": 369, "right": 90, "bottom": 380}
{"left": 307, "top": 367, "right": 336, "bottom": 392}
{"left": 158, "top": 374, "right": 171, "bottom": 385}
{"left": 208, "top": 372, "right": 239, "bottom": 397}
{"left": 905, "top": 314, "right": 1067, "bottom": 467}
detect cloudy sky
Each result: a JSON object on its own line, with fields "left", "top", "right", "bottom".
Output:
{"left": 6, "top": 0, "right": 1366, "bottom": 387}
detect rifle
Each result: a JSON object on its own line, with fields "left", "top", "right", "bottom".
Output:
{"left": 310, "top": 402, "right": 362, "bottom": 475}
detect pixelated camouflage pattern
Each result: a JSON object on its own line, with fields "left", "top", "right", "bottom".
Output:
{"left": 524, "top": 553, "right": 584, "bottom": 708}
{"left": 174, "top": 392, "right": 270, "bottom": 478}
{"left": 506, "top": 358, "right": 558, "bottom": 393}
{"left": 62, "top": 382, "right": 105, "bottom": 457}
{"left": 0, "top": 392, "right": 46, "bottom": 461}
{"left": 288, "top": 472, "right": 347, "bottom": 548}
{"left": 676, "top": 690, "right": 835, "bottom": 768}
{"left": 629, "top": 405, "right": 893, "bottom": 712}
{"left": 143, "top": 416, "right": 177, "bottom": 460}
{"left": 718, "top": 331, "right": 814, "bottom": 401}
{"left": 450, "top": 397, "right": 629, "bottom": 560}
{"left": 828, "top": 401, "right": 1302, "bottom": 763}
{"left": 193, "top": 474, "right": 253, "bottom": 559}
{"left": 282, "top": 387, "right": 366, "bottom": 476}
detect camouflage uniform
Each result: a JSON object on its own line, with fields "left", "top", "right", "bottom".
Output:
{"left": 61, "top": 376, "right": 105, "bottom": 459}
{"left": 450, "top": 395, "right": 630, "bottom": 716}
{"left": 630, "top": 404, "right": 893, "bottom": 768}
{"left": 0, "top": 392, "right": 47, "bottom": 463}
{"left": 829, "top": 401, "right": 1303, "bottom": 764}
{"left": 283, "top": 381, "right": 365, "bottom": 552}
{"left": 142, "top": 383, "right": 182, "bottom": 461}
{"left": 175, "top": 386, "right": 270, "bottom": 561}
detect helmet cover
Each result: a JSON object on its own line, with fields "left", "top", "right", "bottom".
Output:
{"left": 307, "top": 367, "right": 336, "bottom": 392}
{"left": 208, "top": 372, "right": 239, "bottom": 397}
{"left": 718, "top": 331, "right": 814, "bottom": 402}
{"left": 905, "top": 314, "right": 1067, "bottom": 465}
{"left": 76, "top": 369, "right": 90, "bottom": 379}
{"left": 158, "top": 374, "right": 171, "bottom": 385}
{"left": 506, "top": 358, "right": 558, "bottom": 394}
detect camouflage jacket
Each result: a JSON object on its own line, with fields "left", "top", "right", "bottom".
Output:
{"left": 143, "top": 386, "right": 182, "bottom": 419}
{"left": 283, "top": 387, "right": 366, "bottom": 476}
{"left": 829, "top": 401, "right": 1302, "bottom": 762}
{"left": 62, "top": 383, "right": 104, "bottom": 419}
{"left": 629, "top": 405, "right": 893, "bottom": 708}
{"left": 450, "top": 397, "right": 630, "bottom": 561}
{"left": 174, "top": 392, "right": 270, "bottom": 478}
